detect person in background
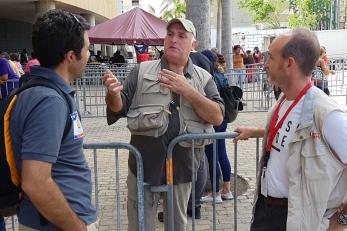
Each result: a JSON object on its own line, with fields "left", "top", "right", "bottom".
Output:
{"left": 321, "top": 46, "right": 329, "bottom": 64}
{"left": 88, "top": 50, "right": 97, "bottom": 63}
{"left": 315, "top": 46, "right": 333, "bottom": 95}
{"left": 148, "top": 50, "right": 156, "bottom": 60}
{"left": 0, "top": 53, "right": 20, "bottom": 99}
{"left": 200, "top": 49, "right": 233, "bottom": 204}
{"left": 20, "top": 49, "right": 28, "bottom": 65}
{"left": 96, "top": 50, "right": 103, "bottom": 62}
{"left": 244, "top": 50, "right": 254, "bottom": 66}
{"left": 232, "top": 45, "right": 248, "bottom": 86}
{"left": 244, "top": 50, "right": 255, "bottom": 82}
{"left": 24, "top": 53, "right": 40, "bottom": 74}
{"left": 252, "top": 46, "right": 262, "bottom": 64}
{"left": 1, "top": 52, "right": 21, "bottom": 77}
{"left": 110, "top": 51, "right": 125, "bottom": 65}
{"left": 234, "top": 28, "right": 347, "bottom": 231}
{"left": 185, "top": 39, "right": 213, "bottom": 220}
{"left": 211, "top": 47, "right": 227, "bottom": 72}
{"left": 10, "top": 53, "right": 25, "bottom": 76}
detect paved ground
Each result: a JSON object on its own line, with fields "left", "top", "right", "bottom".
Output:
{"left": 6, "top": 111, "right": 267, "bottom": 231}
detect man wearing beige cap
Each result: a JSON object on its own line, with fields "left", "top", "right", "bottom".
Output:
{"left": 103, "top": 18, "right": 224, "bottom": 230}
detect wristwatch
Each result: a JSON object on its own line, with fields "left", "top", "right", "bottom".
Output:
{"left": 337, "top": 213, "right": 347, "bottom": 225}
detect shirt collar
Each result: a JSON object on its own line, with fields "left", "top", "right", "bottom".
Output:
{"left": 160, "top": 56, "right": 195, "bottom": 79}
{"left": 30, "top": 66, "right": 74, "bottom": 95}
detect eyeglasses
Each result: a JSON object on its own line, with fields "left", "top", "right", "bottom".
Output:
{"left": 72, "top": 13, "right": 82, "bottom": 28}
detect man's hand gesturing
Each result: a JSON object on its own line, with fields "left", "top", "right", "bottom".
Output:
{"left": 103, "top": 69, "right": 123, "bottom": 96}
{"left": 159, "top": 69, "right": 193, "bottom": 96}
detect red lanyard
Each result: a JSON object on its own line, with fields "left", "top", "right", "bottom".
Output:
{"left": 266, "top": 82, "right": 313, "bottom": 153}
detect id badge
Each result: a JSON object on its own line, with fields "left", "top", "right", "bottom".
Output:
{"left": 260, "top": 167, "right": 268, "bottom": 197}
{"left": 71, "top": 111, "right": 84, "bottom": 140}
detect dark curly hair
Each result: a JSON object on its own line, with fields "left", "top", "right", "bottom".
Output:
{"left": 32, "top": 9, "right": 90, "bottom": 68}
{"left": 233, "top": 45, "right": 241, "bottom": 52}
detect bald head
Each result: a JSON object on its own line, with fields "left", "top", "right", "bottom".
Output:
{"left": 278, "top": 28, "right": 320, "bottom": 76}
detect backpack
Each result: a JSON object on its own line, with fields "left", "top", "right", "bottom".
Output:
{"left": 0, "top": 76, "right": 72, "bottom": 216}
{"left": 214, "top": 73, "right": 243, "bottom": 123}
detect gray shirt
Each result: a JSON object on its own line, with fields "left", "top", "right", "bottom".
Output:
{"left": 107, "top": 57, "right": 224, "bottom": 185}
{"left": 10, "top": 66, "right": 97, "bottom": 230}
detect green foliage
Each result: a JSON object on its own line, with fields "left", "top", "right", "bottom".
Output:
{"left": 160, "top": 0, "right": 187, "bottom": 21}
{"left": 288, "top": 0, "right": 331, "bottom": 30}
{"left": 239, "top": 0, "right": 288, "bottom": 29}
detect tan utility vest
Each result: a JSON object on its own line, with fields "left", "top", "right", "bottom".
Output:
{"left": 126, "top": 60, "right": 213, "bottom": 147}
{"left": 253, "top": 87, "right": 347, "bottom": 231}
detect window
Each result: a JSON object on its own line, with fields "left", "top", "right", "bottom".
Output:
{"left": 132, "top": 0, "right": 139, "bottom": 6}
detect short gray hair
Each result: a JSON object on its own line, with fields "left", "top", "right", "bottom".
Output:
{"left": 281, "top": 28, "right": 320, "bottom": 76}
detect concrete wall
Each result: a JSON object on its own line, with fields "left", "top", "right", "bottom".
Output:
{"left": 0, "top": 19, "right": 32, "bottom": 53}
{"left": 56, "top": 0, "right": 117, "bottom": 19}
{"left": 315, "top": 29, "right": 347, "bottom": 56}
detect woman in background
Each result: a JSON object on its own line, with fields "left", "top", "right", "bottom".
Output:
{"left": 200, "top": 49, "right": 233, "bottom": 203}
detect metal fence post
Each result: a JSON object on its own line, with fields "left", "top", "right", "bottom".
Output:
{"left": 83, "top": 142, "right": 145, "bottom": 231}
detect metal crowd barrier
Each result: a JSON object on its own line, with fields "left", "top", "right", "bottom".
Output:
{"left": 6, "top": 142, "right": 146, "bottom": 231}
{"left": 155, "top": 132, "right": 261, "bottom": 231}
{"left": 83, "top": 142, "right": 145, "bottom": 231}
{"left": 225, "top": 68, "right": 274, "bottom": 112}
{"left": 72, "top": 58, "right": 347, "bottom": 117}
{"left": 0, "top": 79, "right": 20, "bottom": 100}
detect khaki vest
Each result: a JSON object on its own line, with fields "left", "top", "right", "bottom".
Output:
{"left": 126, "top": 60, "right": 213, "bottom": 147}
{"left": 253, "top": 87, "right": 347, "bottom": 231}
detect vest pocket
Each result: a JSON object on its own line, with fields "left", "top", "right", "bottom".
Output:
{"left": 141, "top": 74, "right": 169, "bottom": 95}
{"left": 301, "top": 150, "right": 329, "bottom": 180}
{"left": 127, "top": 105, "right": 169, "bottom": 137}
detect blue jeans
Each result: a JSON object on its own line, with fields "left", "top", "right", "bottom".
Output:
{"left": 0, "top": 216, "right": 6, "bottom": 231}
{"left": 205, "top": 122, "right": 231, "bottom": 192}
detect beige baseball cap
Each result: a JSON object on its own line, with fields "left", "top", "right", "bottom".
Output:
{"left": 167, "top": 18, "right": 196, "bottom": 38}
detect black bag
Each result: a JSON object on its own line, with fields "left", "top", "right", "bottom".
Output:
{"left": 214, "top": 75, "right": 243, "bottom": 123}
{"left": 220, "top": 85, "right": 243, "bottom": 123}
{"left": 0, "top": 76, "right": 71, "bottom": 216}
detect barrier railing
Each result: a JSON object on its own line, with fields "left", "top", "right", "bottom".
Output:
{"left": 71, "top": 58, "right": 347, "bottom": 117}
{"left": 0, "top": 79, "right": 20, "bottom": 100}
{"left": 83, "top": 142, "right": 145, "bottom": 231}
{"left": 225, "top": 68, "right": 274, "bottom": 112}
{"left": 6, "top": 142, "right": 146, "bottom": 231}
{"left": 152, "top": 132, "right": 261, "bottom": 231}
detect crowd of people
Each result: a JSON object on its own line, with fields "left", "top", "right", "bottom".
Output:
{"left": 0, "top": 50, "right": 41, "bottom": 99}
{"left": 0, "top": 7, "right": 346, "bottom": 231}
{"left": 88, "top": 46, "right": 161, "bottom": 65}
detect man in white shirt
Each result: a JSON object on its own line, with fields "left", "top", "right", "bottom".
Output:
{"left": 234, "top": 28, "right": 347, "bottom": 231}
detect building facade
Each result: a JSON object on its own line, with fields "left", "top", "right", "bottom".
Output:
{"left": 0, "top": 0, "right": 117, "bottom": 53}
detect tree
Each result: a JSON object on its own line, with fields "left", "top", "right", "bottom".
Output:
{"left": 239, "top": 0, "right": 288, "bottom": 29}
{"left": 186, "top": 0, "right": 211, "bottom": 50}
{"left": 216, "top": 0, "right": 222, "bottom": 50}
{"left": 221, "top": 0, "right": 232, "bottom": 68}
{"left": 160, "top": 0, "right": 187, "bottom": 21}
{"left": 288, "top": 0, "right": 331, "bottom": 30}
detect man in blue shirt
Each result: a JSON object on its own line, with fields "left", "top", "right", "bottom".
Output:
{"left": 10, "top": 9, "right": 97, "bottom": 231}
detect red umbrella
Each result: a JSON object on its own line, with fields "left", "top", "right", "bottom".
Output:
{"left": 88, "top": 7, "right": 167, "bottom": 45}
